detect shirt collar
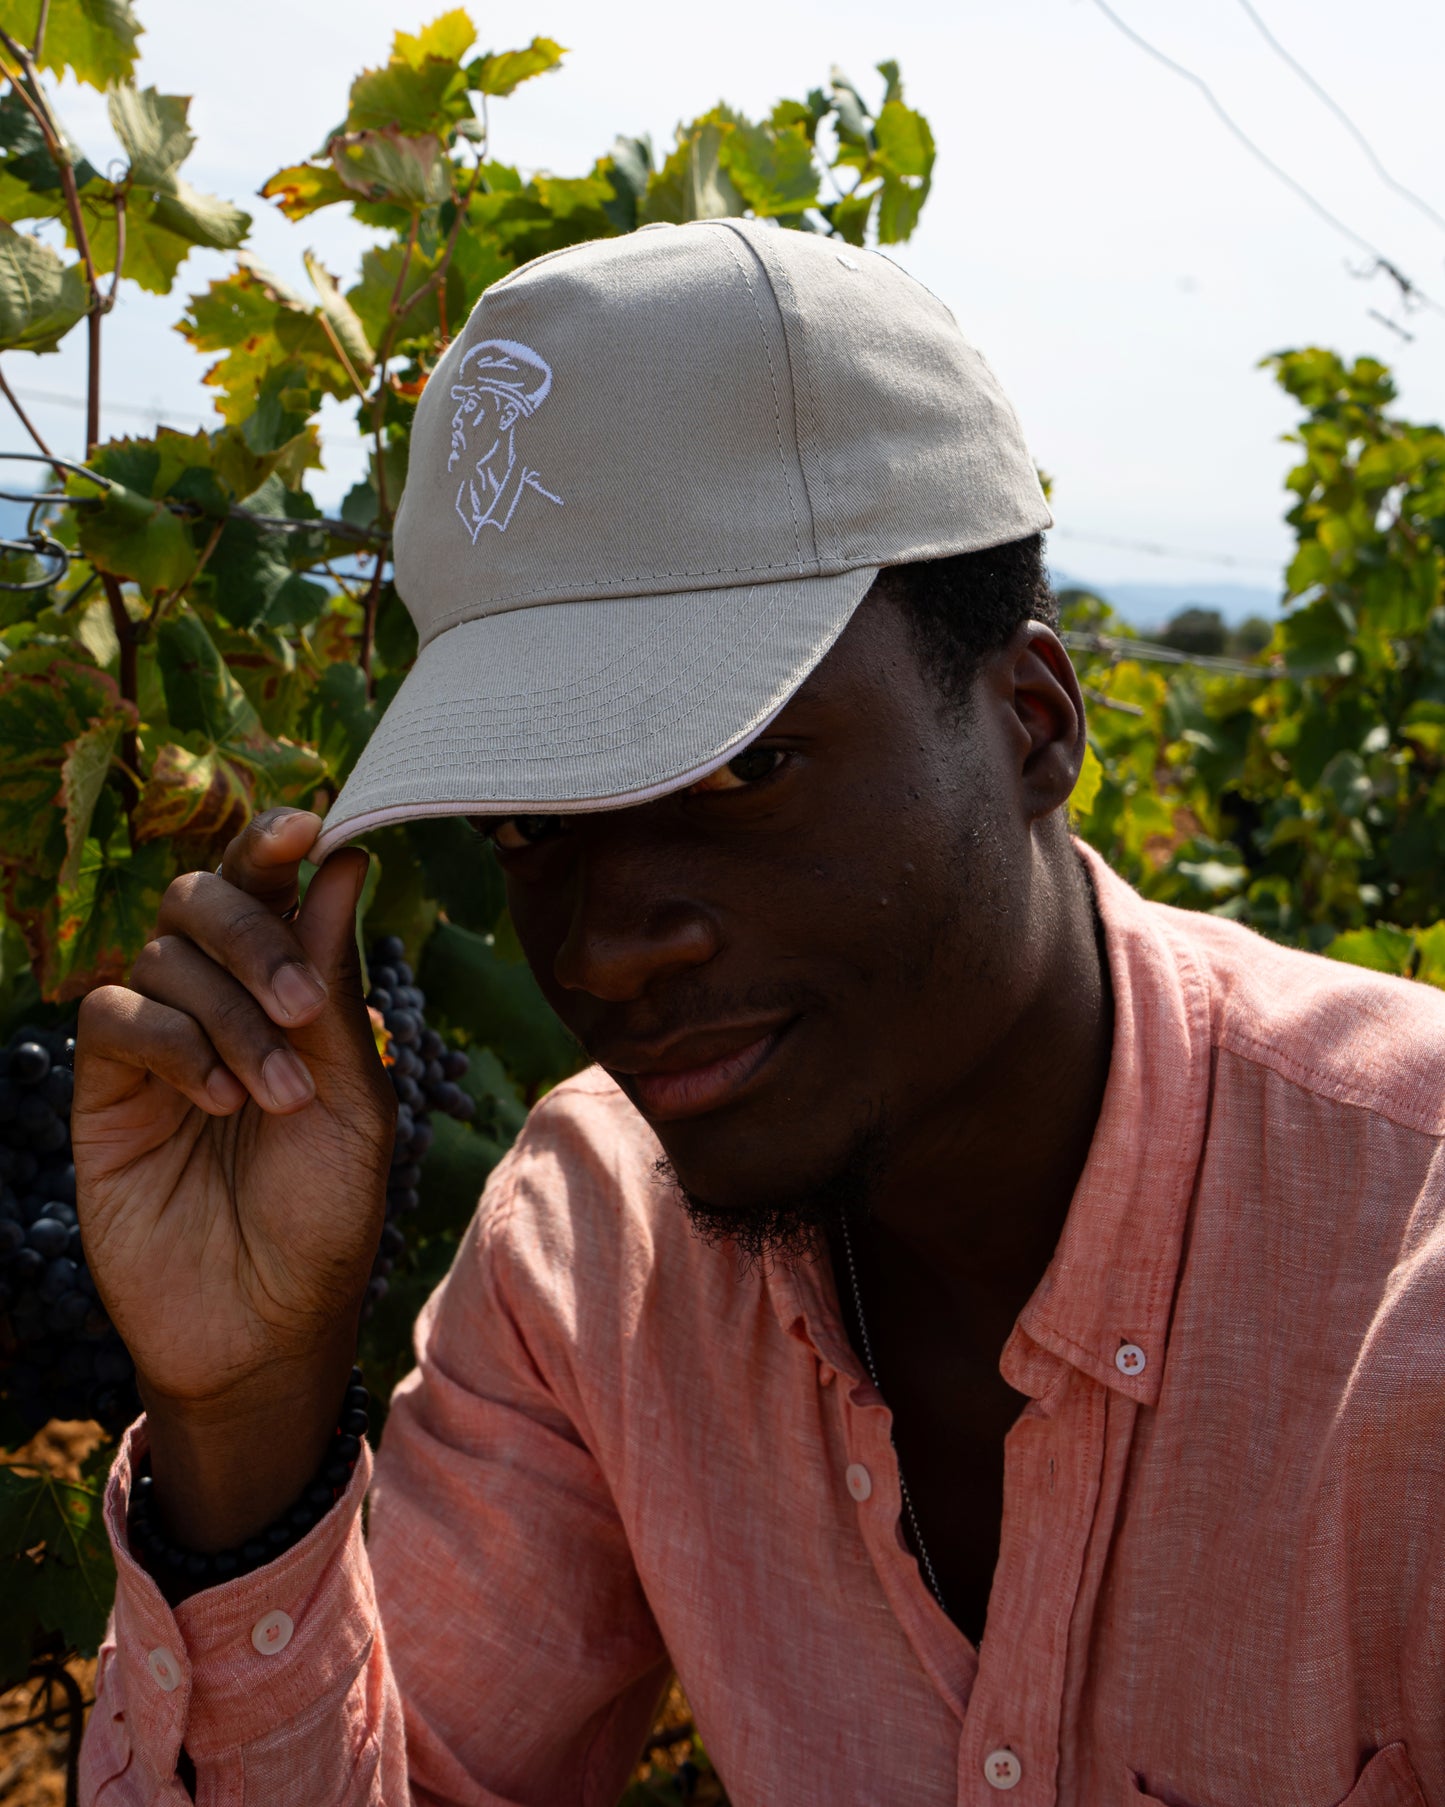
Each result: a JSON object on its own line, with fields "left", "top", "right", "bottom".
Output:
{"left": 1009, "top": 843, "right": 1213, "bottom": 1406}
{"left": 768, "top": 845, "right": 1214, "bottom": 1411}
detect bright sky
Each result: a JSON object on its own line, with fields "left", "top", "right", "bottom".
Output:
{"left": 9, "top": 0, "right": 1445, "bottom": 593}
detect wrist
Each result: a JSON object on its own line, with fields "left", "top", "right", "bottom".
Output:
{"left": 132, "top": 1367, "right": 368, "bottom": 1595}
{"left": 140, "top": 1340, "right": 362, "bottom": 1554}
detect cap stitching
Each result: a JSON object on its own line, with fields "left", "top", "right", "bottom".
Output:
{"left": 713, "top": 230, "right": 804, "bottom": 572}
{"left": 417, "top": 553, "right": 836, "bottom": 646}
{"left": 734, "top": 226, "right": 840, "bottom": 557}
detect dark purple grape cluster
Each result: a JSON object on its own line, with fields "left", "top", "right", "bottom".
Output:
{"left": 364, "top": 937, "right": 472, "bottom": 1309}
{"left": 0, "top": 1023, "right": 139, "bottom": 1435}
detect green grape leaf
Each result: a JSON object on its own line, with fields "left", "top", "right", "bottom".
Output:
{"left": 1322, "top": 923, "right": 1416, "bottom": 976}
{"left": 466, "top": 37, "right": 566, "bottom": 98}
{"left": 148, "top": 180, "right": 250, "bottom": 252}
{"left": 873, "top": 99, "right": 934, "bottom": 243}
{"left": 74, "top": 479, "right": 194, "bottom": 598}
{"left": 0, "top": 1464, "right": 115, "bottom": 1684}
{"left": 155, "top": 611, "right": 253, "bottom": 743}
{"left": 717, "top": 120, "right": 818, "bottom": 217}
{"left": 348, "top": 54, "right": 472, "bottom": 136}
{"left": 108, "top": 82, "right": 192, "bottom": 184}
{"left": 304, "top": 251, "right": 374, "bottom": 381}
{"left": 305, "top": 659, "right": 376, "bottom": 785}
{"left": 330, "top": 129, "right": 451, "bottom": 210}
{"left": 86, "top": 88, "right": 250, "bottom": 284}
{"left": 642, "top": 120, "right": 743, "bottom": 225}
{"left": 0, "top": 88, "right": 97, "bottom": 223}
{"left": 154, "top": 614, "right": 325, "bottom": 808}
{"left": 0, "top": 0, "right": 140, "bottom": 88}
{"left": 826, "top": 184, "right": 878, "bottom": 246}
{"left": 0, "top": 223, "right": 90, "bottom": 353}
{"left": 348, "top": 239, "right": 451, "bottom": 346}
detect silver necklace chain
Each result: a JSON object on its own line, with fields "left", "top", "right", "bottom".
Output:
{"left": 837, "top": 1215, "right": 949, "bottom": 1616}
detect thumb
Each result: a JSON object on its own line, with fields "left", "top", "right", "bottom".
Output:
{"left": 286, "top": 849, "right": 373, "bottom": 1063}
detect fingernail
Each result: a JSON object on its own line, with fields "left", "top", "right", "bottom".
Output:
{"left": 272, "top": 963, "right": 327, "bottom": 1022}
{"left": 263, "top": 1048, "right": 315, "bottom": 1110}
{"left": 206, "top": 1068, "right": 246, "bottom": 1112}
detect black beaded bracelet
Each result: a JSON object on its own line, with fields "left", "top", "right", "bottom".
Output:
{"left": 127, "top": 1368, "right": 370, "bottom": 1590}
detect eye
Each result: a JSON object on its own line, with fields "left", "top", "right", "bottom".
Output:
{"left": 471, "top": 814, "right": 567, "bottom": 851}
{"left": 689, "top": 745, "right": 787, "bottom": 795}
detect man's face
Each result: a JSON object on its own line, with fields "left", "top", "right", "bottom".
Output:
{"left": 483, "top": 590, "right": 1055, "bottom": 1255}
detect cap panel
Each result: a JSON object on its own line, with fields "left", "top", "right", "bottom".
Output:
{"left": 735, "top": 223, "right": 1051, "bottom": 567}
{"left": 395, "top": 226, "right": 821, "bottom": 648}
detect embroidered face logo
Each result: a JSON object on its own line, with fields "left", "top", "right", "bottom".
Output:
{"left": 447, "top": 338, "right": 563, "bottom": 540}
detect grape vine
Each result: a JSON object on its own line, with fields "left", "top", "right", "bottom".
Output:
{"left": 363, "top": 936, "right": 474, "bottom": 1310}
{"left": 0, "top": 1026, "right": 138, "bottom": 1437}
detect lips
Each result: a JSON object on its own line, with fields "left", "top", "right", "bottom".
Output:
{"left": 603, "top": 1021, "right": 793, "bottom": 1122}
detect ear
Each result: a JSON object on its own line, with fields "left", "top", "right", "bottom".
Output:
{"left": 988, "top": 622, "right": 1087, "bottom": 822}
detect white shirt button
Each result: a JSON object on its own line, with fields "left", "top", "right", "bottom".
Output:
{"left": 983, "top": 1747, "right": 1022, "bottom": 1790}
{"left": 251, "top": 1609, "right": 295, "bottom": 1656}
{"left": 845, "top": 1462, "right": 872, "bottom": 1502}
{"left": 1115, "top": 1342, "right": 1147, "bottom": 1377}
{"left": 146, "top": 1646, "right": 181, "bottom": 1692}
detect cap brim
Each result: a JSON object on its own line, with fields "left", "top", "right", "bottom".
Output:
{"left": 311, "top": 567, "right": 878, "bottom": 863}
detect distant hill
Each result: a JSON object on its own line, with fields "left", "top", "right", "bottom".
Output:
{"left": 1053, "top": 571, "right": 1281, "bottom": 630}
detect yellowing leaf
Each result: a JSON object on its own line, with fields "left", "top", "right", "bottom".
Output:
{"left": 467, "top": 37, "right": 566, "bottom": 98}
{"left": 134, "top": 741, "right": 251, "bottom": 850}
{"left": 0, "top": 649, "right": 133, "bottom": 880}
{"left": 60, "top": 716, "right": 123, "bottom": 887}
{"left": 261, "top": 161, "right": 353, "bottom": 220}
{"left": 1072, "top": 742, "right": 1104, "bottom": 820}
{"left": 394, "top": 9, "right": 476, "bottom": 68}
{"left": 1413, "top": 922, "right": 1445, "bottom": 989}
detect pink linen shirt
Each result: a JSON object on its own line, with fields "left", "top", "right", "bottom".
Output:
{"left": 81, "top": 848, "right": 1445, "bottom": 1806}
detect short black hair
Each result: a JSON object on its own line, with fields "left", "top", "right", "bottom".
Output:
{"left": 880, "top": 533, "right": 1057, "bottom": 717}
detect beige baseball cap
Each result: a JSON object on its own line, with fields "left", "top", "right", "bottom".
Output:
{"left": 312, "top": 216, "right": 1050, "bottom": 862}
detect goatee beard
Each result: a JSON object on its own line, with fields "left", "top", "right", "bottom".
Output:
{"left": 652, "top": 1113, "right": 889, "bottom": 1268}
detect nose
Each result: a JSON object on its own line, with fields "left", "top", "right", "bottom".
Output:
{"left": 551, "top": 854, "right": 719, "bottom": 1004}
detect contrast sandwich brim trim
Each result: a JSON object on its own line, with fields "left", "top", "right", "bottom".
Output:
{"left": 310, "top": 565, "right": 879, "bottom": 864}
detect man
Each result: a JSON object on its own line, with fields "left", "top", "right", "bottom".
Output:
{"left": 75, "top": 221, "right": 1443, "bottom": 1806}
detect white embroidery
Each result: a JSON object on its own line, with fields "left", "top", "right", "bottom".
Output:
{"left": 447, "top": 338, "right": 563, "bottom": 540}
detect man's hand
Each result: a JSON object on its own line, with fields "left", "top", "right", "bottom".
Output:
{"left": 72, "top": 808, "right": 396, "bottom": 1550}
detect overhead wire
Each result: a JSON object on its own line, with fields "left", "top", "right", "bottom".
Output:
{"left": 1232, "top": 0, "right": 1445, "bottom": 239}
{"left": 1086, "top": 0, "right": 1445, "bottom": 320}
{"left": 1050, "top": 524, "right": 1280, "bottom": 573}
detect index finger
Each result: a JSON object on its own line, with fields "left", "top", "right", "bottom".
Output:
{"left": 217, "top": 808, "right": 324, "bottom": 912}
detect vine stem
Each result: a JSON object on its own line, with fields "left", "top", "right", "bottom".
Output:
{"left": 0, "top": 363, "right": 67, "bottom": 479}
{"left": 359, "top": 550, "right": 385, "bottom": 694}
{"left": 0, "top": 26, "right": 141, "bottom": 838}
